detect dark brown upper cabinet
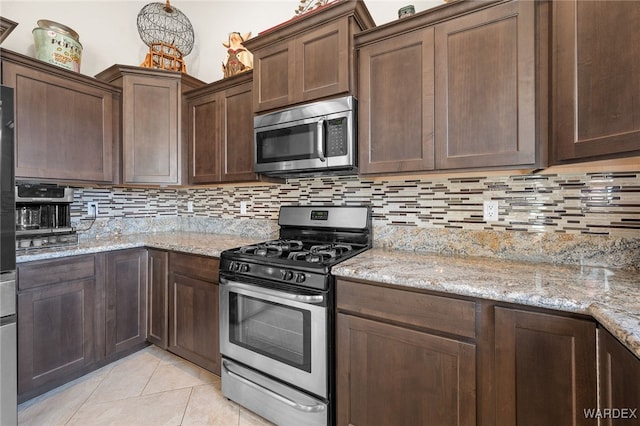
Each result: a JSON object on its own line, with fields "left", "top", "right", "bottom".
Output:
{"left": 434, "top": 0, "right": 538, "bottom": 170}
{"left": 245, "top": 0, "right": 375, "bottom": 114}
{"left": 357, "top": 27, "right": 436, "bottom": 174}
{"left": 1, "top": 49, "right": 120, "bottom": 184}
{"left": 185, "top": 71, "right": 258, "bottom": 184}
{"left": 356, "top": 0, "right": 544, "bottom": 176}
{"left": 95, "top": 65, "right": 205, "bottom": 185}
{"left": 552, "top": 0, "right": 640, "bottom": 163}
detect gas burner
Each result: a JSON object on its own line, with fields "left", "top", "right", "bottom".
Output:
{"left": 239, "top": 239, "right": 304, "bottom": 257}
{"left": 287, "top": 243, "right": 355, "bottom": 263}
{"left": 310, "top": 243, "right": 353, "bottom": 255}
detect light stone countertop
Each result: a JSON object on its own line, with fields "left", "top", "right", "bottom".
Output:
{"left": 17, "top": 235, "right": 640, "bottom": 359}
{"left": 332, "top": 248, "right": 640, "bottom": 359}
{"left": 15, "top": 232, "right": 263, "bottom": 263}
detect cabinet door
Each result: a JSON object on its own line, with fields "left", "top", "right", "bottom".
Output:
{"left": 147, "top": 249, "right": 169, "bottom": 349}
{"left": 168, "top": 253, "right": 220, "bottom": 374}
{"left": 253, "top": 40, "right": 295, "bottom": 112}
{"left": 221, "top": 80, "right": 256, "bottom": 182}
{"left": 17, "top": 278, "right": 96, "bottom": 399}
{"left": 122, "top": 75, "right": 180, "bottom": 184}
{"left": 297, "top": 19, "right": 350, "bottom": 104}
{"left": 435, "top": 1, "right": 536, "bottom": 170}
{"left": 494, "top": 307, "right": 597, "bottom": 425}
{"left": 553, "top": 1, "right": 640, "bottom": 162}
{"left": 105, "top": 249, "right": 148, "bottom": 357}
{"left": 2, "top": 61, "right": 115, "bottom": 183}
{"left": 358, "top": 27, "right": 435, "bottom": 174}
{"left": 188, "top": 90, "right": 222, "bottom": 183}
{"left": 598, "top": 328, "right": 640, "bottom": 425}
{"left": 337, "top": 313, "right": 476, "bottom": 426}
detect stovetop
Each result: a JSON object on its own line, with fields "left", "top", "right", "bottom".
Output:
{"left": 234, "top": 239, "right": 365, "bottom": 266}
{"left": 220, "top": 205, "right": 372, "bottom": 291}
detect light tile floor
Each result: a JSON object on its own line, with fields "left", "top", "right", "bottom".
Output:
{"left": 18, "top": 345, "right": 274, "bottom": 426}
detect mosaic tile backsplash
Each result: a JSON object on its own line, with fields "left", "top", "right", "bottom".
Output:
{"left": 71, "top": 171, "right": 640, "bottom": 270}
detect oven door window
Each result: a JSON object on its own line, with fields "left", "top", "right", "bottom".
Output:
{"left": 229, "top": 293, "right": 312, "bottom": 372}
{"left": 256, "top": 123, "right": 319, "bottom": 164}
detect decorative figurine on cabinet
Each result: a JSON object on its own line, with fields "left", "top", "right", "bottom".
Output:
{"left": 222, "top": 31, "right": 253, "bottom": 78}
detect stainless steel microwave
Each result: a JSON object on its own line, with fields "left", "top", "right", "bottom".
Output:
{"left": 254, "top": 95, "right": 357, "bottom": 178}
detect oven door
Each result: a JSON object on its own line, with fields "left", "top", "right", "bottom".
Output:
{"left": 219, "top": 277, "right": 328, "bottom": 398}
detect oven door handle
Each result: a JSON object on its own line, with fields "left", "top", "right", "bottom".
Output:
{"left": 222, "top": 359, "right": 327, "bottom": 414}
{"left": 220, "top": 278, "right": 325, "bottom": 305}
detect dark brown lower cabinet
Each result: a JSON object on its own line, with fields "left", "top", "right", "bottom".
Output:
{"left": 337, "top": 314, "right": 476, "bottom": 426}
{"left": 105, "top": 248, "right": 148, "bottom": 358}
{"left": 598, "top": 327, "right": 640, "bottom": 425}
{"left": 494, "top": 307, "right": 598, "bottom": 425}
{"left": 147, "top": 249, "right": 169, "bottom": 349}
{"left": 336, "top": 279, "right": 477, "bottom": 426}
{"left": 17, "top": 255, "right": 101, "bottom": 402}
{"left": 168, "top": 252, "right": 221, "bottom": 374}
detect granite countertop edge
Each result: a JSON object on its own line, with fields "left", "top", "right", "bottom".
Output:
{"left": 332, "top": 248, "right": 640, "bottom": 360}
{"left": 17, "top": 235, "right": 640, "bottom": 359}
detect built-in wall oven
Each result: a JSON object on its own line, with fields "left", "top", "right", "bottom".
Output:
{"left": 219, "top": 205, "right": 372, "bottom": 426}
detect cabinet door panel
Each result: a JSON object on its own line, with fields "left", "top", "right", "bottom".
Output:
{"left": 169, "top": 272, "right": 220, "bottom": 374}
{"left": 188, "top": 92, "right": 221, "bottom": 183}
{"left": 298, "top": 20, "right": 349, "bottom": 102}
{"left": 598, "top": 327, "right": 640, "bottom": 425}
{"left": 553, "top": 1, "right": 640, "bottom": 161}
{"left": 2, "top": 61, "right": 114, "bottom": 182}
{"left": 358, "top": 28, "right": 435, "bottom": 174}
{"left": 253, "top": 42, "right": 294, "bottom": 112}
{"left": 435, "top": 1, "right": 536, "bottom": 169}
{"left": 123, "top": 76, "right": 179, "bottom": 183}
{"left": 337, "top": 313, "right": 476, "bottom": 426}
{"left": 105, "top": 249, "right": 148, "bottom": 357}
{"left": 495, "top": 307, "right": 597, "bottom": 425}
{"left": 148, "top": 249, "right": 169, "bottom": 349}
{"left": 222, "top": 81, "right": 256, "bottom": 181}
{"left": 18, "top": 279, "right": 96, "bottom": 396}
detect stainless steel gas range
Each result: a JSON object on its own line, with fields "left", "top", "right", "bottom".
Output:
{"left": 219, "top": 205, "right": 372, "bottom": 426}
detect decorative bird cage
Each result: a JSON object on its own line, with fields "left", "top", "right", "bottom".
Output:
{"left": 137, "top": 0, "right": 194, "bottom": 73}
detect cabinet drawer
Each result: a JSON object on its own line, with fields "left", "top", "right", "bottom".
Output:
{"left": 18, "top": 255, "right": 95, "bottom": 291}
{"left": 169, "top": 252, "right": 219, "bottom": 283}
{"left": 336, "top": 279, "right": 476, "bottom": 339}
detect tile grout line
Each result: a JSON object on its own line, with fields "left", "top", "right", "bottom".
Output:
{"left": 63, "top": 365, "right": 113, "bottom": 425}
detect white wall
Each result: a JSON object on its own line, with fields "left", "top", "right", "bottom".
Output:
{"left": 1, "top": 0, "right": 443, "bottom": 82}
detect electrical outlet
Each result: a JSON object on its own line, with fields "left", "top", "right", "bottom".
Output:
{"left": 483, "top": 200, "right": 499, "bottom": 221}
{"left": 240, "top": 201, "right": 247, "bottom": 215}
{"left": 187, "top": 201, "right": 194, "bottom": 213}
{"left": 88, "top": 202, "right": 98, "bottom": 217}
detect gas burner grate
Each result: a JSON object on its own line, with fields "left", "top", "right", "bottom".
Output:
{"left": 239, "top": 239, "right": 304, "bottom": 257}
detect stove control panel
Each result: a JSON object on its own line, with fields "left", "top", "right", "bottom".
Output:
{"left": 221, "top": 258, "right": 326, "bottom": 290}
{"left": 229, "top": 261, "right": 250, "bottom": 273}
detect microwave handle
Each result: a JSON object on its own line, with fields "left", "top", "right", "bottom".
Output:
{"left": 316, "top": 119, "right": 326, "bottom": 162}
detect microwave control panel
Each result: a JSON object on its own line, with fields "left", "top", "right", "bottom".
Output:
{"left": 326, "top": 117, "right": 348, "bottom": 157}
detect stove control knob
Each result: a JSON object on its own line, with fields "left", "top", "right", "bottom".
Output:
{"left": 239, "top": 263, "right": 249, "bottom": 273}
{"left": 295, "top": 273, "right": 306, "bottom": 283}
{"left": 282, "top": 270, "right": 294, "bottom": 281}
{"left": 228, "top": 261, "right": 236, "bottom": 271}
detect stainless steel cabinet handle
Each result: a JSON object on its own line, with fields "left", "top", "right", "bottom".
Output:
{"left": 220, "top": 278, "right": 325, "bottom": 304}
{"left": 222, "top": 360, "right": 326, "bottom": 414}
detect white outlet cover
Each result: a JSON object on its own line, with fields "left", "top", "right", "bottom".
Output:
{"left": 240, "top": 201, "right": 247, "bottom": 215}
{"left": 483, "top": 200, "right": 499, "bottom": 221}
